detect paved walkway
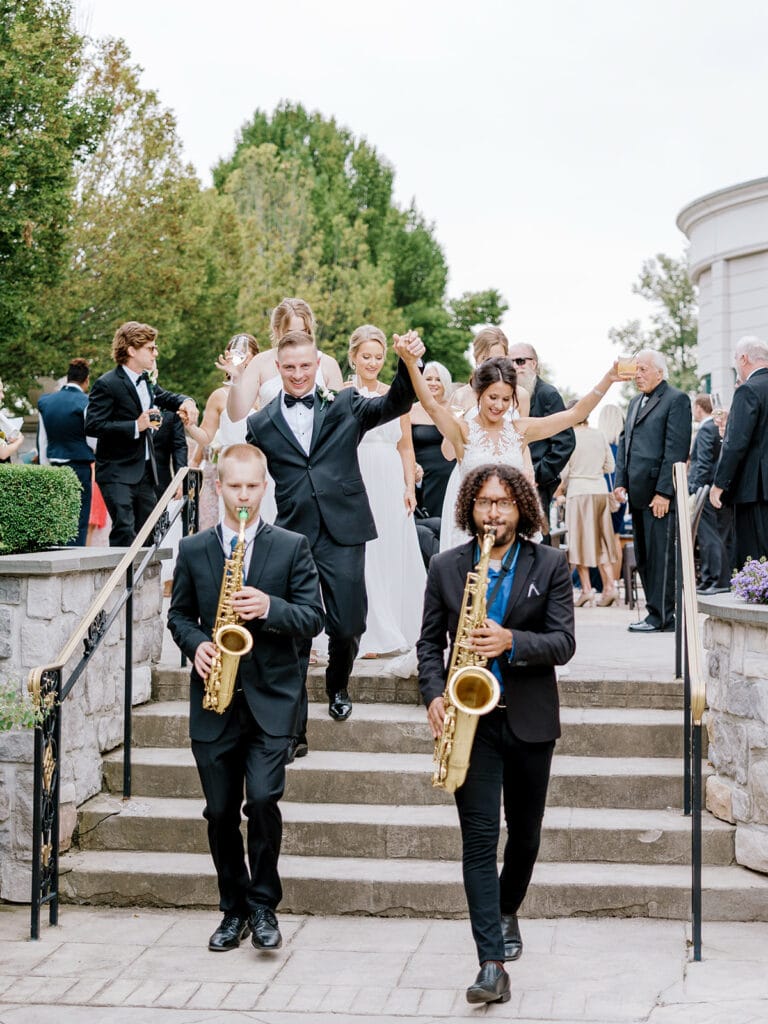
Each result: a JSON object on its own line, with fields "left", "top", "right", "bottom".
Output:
{"left": 1, "top": 907, "right": 766, "bottom": 1023}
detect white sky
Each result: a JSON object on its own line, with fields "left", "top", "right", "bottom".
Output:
{"left": 75, "top": 0, "right": 768, "bottom": 392}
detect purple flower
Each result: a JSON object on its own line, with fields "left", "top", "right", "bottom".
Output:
{"left": 731, "top": 556, "right": 768, "bottom": 604}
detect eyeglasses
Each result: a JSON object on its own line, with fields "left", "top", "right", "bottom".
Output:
{"left": 143, "top": 345, "right": 159, "bottom": 354}
{"left": 510, "top": 357, "right": 533, "bottom": 366}
{"left": 474, "top": 497, "right": 516, "bottom": 512}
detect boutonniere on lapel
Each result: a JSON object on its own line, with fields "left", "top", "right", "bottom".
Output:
{"left": 317, "top": 384, "right": 336, "bottom": 409}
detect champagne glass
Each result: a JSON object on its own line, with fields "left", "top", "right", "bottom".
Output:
{"left": 228, "top": 335, "right": 251, "bottom": 367}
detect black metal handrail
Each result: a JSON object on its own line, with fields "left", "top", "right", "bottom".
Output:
{"left": 26, "top": 467, "right": 201, "bottom": 939}
{"left": 673, "top": 461, "right": 706, "bottom": 962}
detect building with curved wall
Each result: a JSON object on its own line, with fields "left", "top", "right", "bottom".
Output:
{"left": 677, "top": 177, "right": 768, "bottom": 403}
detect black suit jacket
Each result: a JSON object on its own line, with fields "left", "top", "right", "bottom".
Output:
{"left": 168, "top": 523, "right": 324, "bottom": 743}
{"left": 688, "top": 419, "right": 721, "bottom": 493}
{"left": 714, "top": 368, "right": 768, "bottom": 504}
{"left": 417, "top": 538, "right": 575, "bottom": 744}
{"left": 615, "top": 381, "right": 692, "bottom": 508}
{"left": 85, "top": 365, "right": 189, "bottom": 485}
{"left": 528, "top": 378, "right": 575, "bottom": 490}
{"left": 245, "top": 360, "right": 416, "bottom": 546}
{"left": 153, "top": 411, "right": 188, "bottom": 494}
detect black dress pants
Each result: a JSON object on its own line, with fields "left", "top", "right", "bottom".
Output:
{"left": 631, "top": 503, "right": 676, "bottom": 628}
{"left": 696, "top": 501, "right": 730, "bottom": 589}
{"left": 454, "top": 709, "right": 554, "bottom": 964}
{"left": 100, "top": 462, "right": 157, "bottom": 546}
{"left": 298, "top": 524, "right": 367, "bottom": 701}
{"left": 733, "top": 502, "right": 768, "bottom": 568}
{"left": 192, "top": 693, "right": 290, "bottom": 914}
{"left": 56, "top": 460, "right": 92, "bottom": 546}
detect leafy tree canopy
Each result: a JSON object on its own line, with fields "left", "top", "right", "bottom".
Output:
{"left": 609, "top": 253, "right": 699, "bottom": 393}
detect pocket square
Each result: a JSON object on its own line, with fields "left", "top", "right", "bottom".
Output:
{"left": 528, "top": 583, "right": 540, "bottom": 597}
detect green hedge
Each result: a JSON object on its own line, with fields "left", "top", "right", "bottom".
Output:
{"left": 0, "top": 465, "right": 80, "bottom": 554}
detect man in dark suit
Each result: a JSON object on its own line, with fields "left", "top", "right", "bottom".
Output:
{"left": 508, "top": 343, "right": 575, "bottom": 540}
{"left": 153, "top": 409, "right": 188, "bottom": 497}
{"left": 614, "top": 350, "right": 692, "bottom": 633}
{"left": 243, "top": 329, "right": 425, "bottom": 729}
{"left": 37, "top": 358, "right": 95, "bottom": 545}
{"left": 689, "top": 394, "right": 731, "bottom": 594}
{"left": 85, "top": 321, "right": 197, "bottom": 546}
{"left": 417, "top": 464, "right": 575, "bottom": 1005}
{"left": 711, "top": 335, "right": 768, "bottom": 568}
{"left": 168, "top": 444, "right": 324, "bottom": 953}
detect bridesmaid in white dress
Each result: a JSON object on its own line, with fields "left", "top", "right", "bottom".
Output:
{"left": 402, "top": 356, "right": 624, "bottom": 549}
{"left": 224, "top": 297, "right": 343, "bottom": 420}
{"left": 186, "top": 333, "right": 260, "bottom": 529}
{"left": 345, "top": 325, "right": 426, "bottom": 656}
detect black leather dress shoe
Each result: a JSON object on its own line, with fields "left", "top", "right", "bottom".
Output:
{"left": 466, "top": 961, "right": 510, "bottom": 1004}
{"left": 628, "top": 620, "right": 674, "bottom": 633}
{"left": 328, "top": 690, "right": 353, "bottom": 721}
{"left": 501, "top": 912, "right": 523, "bottom": 961}
{"left": 294, "top": 734, "right": 309, "bottom": 758}
{"left": 698, "top": 586, "right": 730, "bottom": 596}
{"left": 208, "top": 913, "right": 250, "bottom": 951}
{"left": 249, "top": 905, "right": 282, "bottom": 949}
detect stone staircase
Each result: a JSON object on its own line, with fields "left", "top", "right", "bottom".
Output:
{"left": 60, "top": 664, "right": 768, "bottom": 920}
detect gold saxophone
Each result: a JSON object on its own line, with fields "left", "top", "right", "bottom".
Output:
{"left": 432, "top": 525, "right": 501, "bottom": 792}
{"left": 203, "top": 507, "right": 255, "bottom": 714}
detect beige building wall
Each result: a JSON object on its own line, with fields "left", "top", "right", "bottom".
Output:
{"left": 677, "top": 177, "right": 768, "bottom": 403}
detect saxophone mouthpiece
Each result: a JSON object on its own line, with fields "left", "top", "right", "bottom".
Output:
{"left": 237, "top": 507, "right": 249, "bottom": 522}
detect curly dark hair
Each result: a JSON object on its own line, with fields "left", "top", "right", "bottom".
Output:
{"left": 471, "top": 357, "right": 518, "bottom": 406}
{"left": 455, "top": 464, "right": 543, "bottom": 538}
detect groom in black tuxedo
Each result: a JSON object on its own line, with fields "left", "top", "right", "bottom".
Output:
{"left": 168, "top": 444, "right": 324, "bottom": 953}
{"left": 417, "top": 464, "right": 575, "bottom": 1005}
{"left": 85, "top": 321, "right": 197, "bottom": 546}
{"left": 245, "top": 329, "right": 425, "bottom": 730}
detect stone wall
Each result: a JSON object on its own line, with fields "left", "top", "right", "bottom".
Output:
{"left": 701, "top": 593, "right": 768, "bottom": 874}
{"left": 0, "top": 548, "right": 165, "bottom": 901}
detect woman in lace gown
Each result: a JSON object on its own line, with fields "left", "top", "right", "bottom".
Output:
{"left": 343, "top": 325, "right": 426, "bottom": 656}
{"left": 402, "top": 356, "right": 623, "bottom": 550}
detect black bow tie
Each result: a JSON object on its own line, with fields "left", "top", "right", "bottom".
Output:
{"left": 284, "top": 393, "right": 314, "bottom": 409}
{"left": 138, "top": 371, "right": 151, "bottom": 385}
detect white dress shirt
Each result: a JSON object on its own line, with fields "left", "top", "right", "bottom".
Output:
{"left": 123, "top": 365, "right": 151, "bottom": 443}
{"left": 219, "top": 517, "right": 269, "bottom": 618}
{"left": 281, "top": 389, "right": 316, "bottom": 455}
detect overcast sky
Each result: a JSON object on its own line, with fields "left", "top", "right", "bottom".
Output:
{"left": 74, "top": 0, "right": 768, "bottom": 393}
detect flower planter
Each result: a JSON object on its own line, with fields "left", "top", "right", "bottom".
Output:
{"left": 699, "top": 593, "right": 768, "bottom": 875}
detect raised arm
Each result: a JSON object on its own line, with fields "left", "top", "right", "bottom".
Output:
{"left": 517, "top": 363, "right": 621, "bottom": 443}
{"left": 224, "top": 351, "right": 263, "bottom": 421}
{"left": 398, "top": 342, "right": 468, "bottom": 459}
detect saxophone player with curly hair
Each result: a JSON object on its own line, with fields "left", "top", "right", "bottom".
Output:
{"left": 417, "top": 464, "right": 575, "bottom": 1004}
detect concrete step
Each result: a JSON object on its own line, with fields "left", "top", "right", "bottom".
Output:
{"left": 151, "top": 664, "right": 683, "bottom": 709}
{"left": 78, "top": 794, "right": 735, "bottom": 866}
{"left": 59, "top": 849, "right": 768, "bottom": 921}
{"left": 132, "top": 701, "right": 687, "bottom": 758}
{"left": 102, "top": 747, "right": 694, "bottom": 810}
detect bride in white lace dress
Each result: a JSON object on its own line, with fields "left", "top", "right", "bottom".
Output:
{"left": 403, "top": 355, "right": 623, "bottom": 550}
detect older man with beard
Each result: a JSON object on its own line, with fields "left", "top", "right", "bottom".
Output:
{"left": 507, "top": 343, "right": 575, "bottom": 541}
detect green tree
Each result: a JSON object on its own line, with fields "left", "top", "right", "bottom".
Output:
{"left": 35, "top": 38, "right": 238, "bottom": 402}
{"left": 609, "top": 253, "right": 699, "bottom": 392}
{"left": 0, "top": 0, "right": 108, "bottom": 395}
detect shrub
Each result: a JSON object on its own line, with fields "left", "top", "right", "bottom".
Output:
{"left": 0, "top": 464, "right": 80, "bottom": 554}
{"left": 0, "top": 681, "right": 42, "bottom": 731}
{"left": 731, "top": 556, "right": 768, "bottom": 605}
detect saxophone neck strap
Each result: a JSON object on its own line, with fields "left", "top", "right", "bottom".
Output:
{"left": 475, "top": 539, "right": 520, "bottom": 610}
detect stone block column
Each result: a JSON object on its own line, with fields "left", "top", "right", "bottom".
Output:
{"left": 0, "top": 547, "right": 166, "bottom": 901}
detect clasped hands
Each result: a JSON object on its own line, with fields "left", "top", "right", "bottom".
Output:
{"left": 611, "top": 487, "right": 670, "bottom": 519}
{"left": 393, "top": 330, "right": 425, "bottom": 364}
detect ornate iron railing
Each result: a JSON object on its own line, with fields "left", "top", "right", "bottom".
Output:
{"left": 27, "top": 467, "right": 201, "bottom": 939}
{"left": 673, "top": 461, "right": 707, "bottom": 962}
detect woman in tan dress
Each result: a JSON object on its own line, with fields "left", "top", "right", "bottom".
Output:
{"left": 557, "top": 406, "right": 620, "bottom": 606}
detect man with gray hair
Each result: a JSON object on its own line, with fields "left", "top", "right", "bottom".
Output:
{"left": 710, "top": 335, "right": 768, "bottom": 567}
{"left": 614, "top": 350, "right": 692, "bottom": 632}
{"left": 507, "top": 342, "right": 575, "bottom": 541}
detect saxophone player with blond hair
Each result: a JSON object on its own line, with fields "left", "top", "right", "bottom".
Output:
{"left": 168, "top": 444, "right": 323, "bottom": 955}
{"left": 417, "top": 464, "right": 575, "bottom": 1005}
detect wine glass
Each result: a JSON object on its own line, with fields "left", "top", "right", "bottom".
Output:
{"left": 228, "top": 335, "right": 251, "bottom": 367}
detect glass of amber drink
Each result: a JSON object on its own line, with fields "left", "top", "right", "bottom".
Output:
{"left": 617, "top": 356, "right": 638, "bottom": 380}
